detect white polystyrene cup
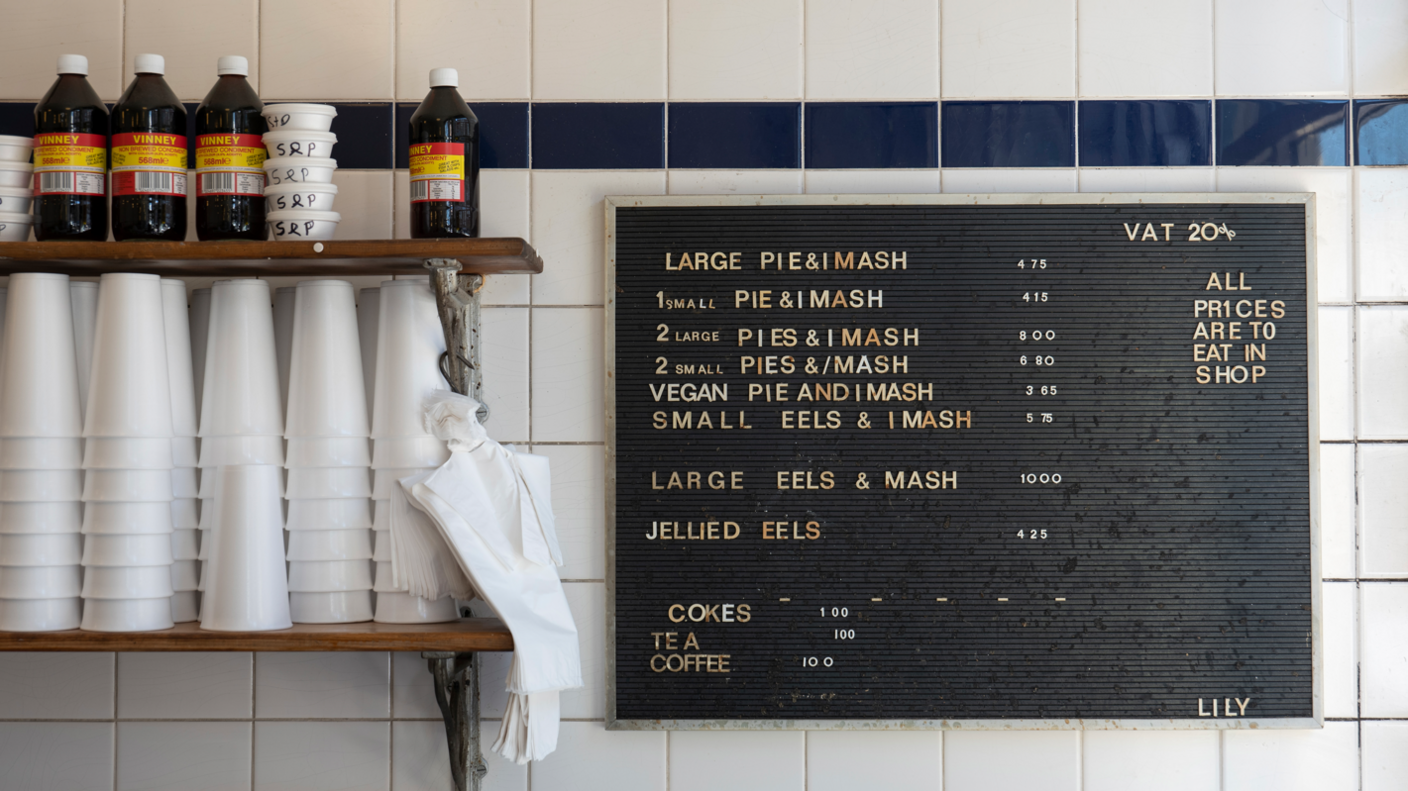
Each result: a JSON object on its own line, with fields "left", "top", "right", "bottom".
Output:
{"left": 82, "top": 566, "right": 174, "bottom": 598}
{"left": 372, "top": 560, "right": 396, "bottom": 592}
{"left": 0, "top": 533, "right": 81, "bottom": 566}
{"left": 290, "top": 590, "right": 373, "bottom": 624}
{"left": 199, "top": 464, "right": 285, "bottom": 499}
{"left": 356, "top": 288, "right": 379, "bottom": 419}
{"left": 171, "top": 528, "right": 199, "bottom": 560}
{"left": 199, "top": 465, "right": 292, "bottom": 631}
{"left": 373, "top": 590, "right": 458, "bottom": 624}
{"left": 371, "top": 467, "right": 434, "bottom": 500}
{"left": 286, "top": 280, "right": 369, "bottom": 439}
{"left": 171, "top": 467, "right": 198, "bottom": 499}
{"left": 0, "top": 470, "right": 83, "bottom": 502}
{"left": 370, "top": 279, "right": 449, "bottom": 439}
{"left": 82, "top": 469, "right": 174, "bottom": 503}
{"left": 81, "top": 502, "right": 174, "bottom": 535}
{"left": 190, "top": 288, "right": 211, "bottom": 424}
{"left": 372, "top": 499, "right": 390, "bottom": 532}
{"left": 84, "top": 273, "right": 174, "bottom": 439}
{"left": 286, "top": 559, "right": 373, "bottom": 592}
{"left": 273, "top": 286, "right": 295, "bottom": 415}
{"left": 161, "top": 279, "right": 199, "bottom": 438}
{"left": 198, "top": 280, "right": 283, "bottom": 439}
{"left": 82, "top": 533, "right": 174, "bottom": 567}
{"left": 82, "top": 437, "right": 174, "bottom": 470}
{"left": 173, "top": 436, "right": 198, "bottom": 468}
{"left": 170, "top": 590, "right": 199, "bottom": 622}
{"left": 198, "top": 497, "right": 215, "bottom": 530}
{"left": 197, "top": 435, "right": 284, "bottom": 467}
{"left": 71, "top": 281, "right": 98, "bottom": 422}
{"left": 373, "top": 529, "right": 390, "bottom": 561}
{"left": 0, "top": 438, "right": 83, "bottom": 470}
{"left": 171, "top": 499, "right": 199, "bottom": 529}
{"left": 0, "top": 501, "right": 82, "bottom": 534}
{"left": 170, "top": 559, "right": 198, "bottom": 591}
{"left": 0, "top": 597, "right": 81, "bottom": 631}
{"left": 0, "top": 565, "right": 81, "bottom": 598}
{"left": 286, "top": 528, "right": 372, "bottom": 561}
{"left": 0, "top": 273, "right": 82, "bottom": 438}
{"left": 286, "top": 467, "right": 372, "bottom": 499}
{"left": 284, "top": 498, "right": 373, "bottom": 531}
{"left": 371, "top": 437, "right": 449, "bottom": 469}
{"left": 286, "top": 437, "right": 371, "bottom": 467}
{"left": 80, "top": 597, "right": 173, "bottom": 632}
{"left": 262, "top": 103, "right": 337, "bottom": 132}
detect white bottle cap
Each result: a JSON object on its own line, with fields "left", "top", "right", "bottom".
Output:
{"left": 134, "top": 53, "right": 165, "bottom": 75}
{"left": 217, "top": 56, "right": 248, "bottom": 76}
{"left": 56, "top": 54, "right": 88, "bottom": 76}
{"left": 429, "top": 68, "right": 459, "bottom": 88}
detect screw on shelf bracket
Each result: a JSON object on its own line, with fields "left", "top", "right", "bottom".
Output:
{"left": 425, "top": 259, "right": 488, "bottom": 421}
{"left": 424, "top": 651, "right": 487, "bottom": 791}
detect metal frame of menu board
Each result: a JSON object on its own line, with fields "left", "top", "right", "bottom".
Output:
{"left": 604, "top": 193, "right": 1321, "bottom": 731}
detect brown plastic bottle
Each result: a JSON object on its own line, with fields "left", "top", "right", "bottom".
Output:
{"left": 408, "top": 68, "right": 478, "bottom": 238}
{"left": 111, "top": 54, "right": 187, "bottom": 241}
{"left": 194, "top": 56, "right": 266, "bottom": 241}
{"left": 33, "top": 54, "right": 108, "bottom": 241}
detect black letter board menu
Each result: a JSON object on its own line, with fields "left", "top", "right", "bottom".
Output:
{"left": 605, "top": 195, "right": 1320, "bottom": 729}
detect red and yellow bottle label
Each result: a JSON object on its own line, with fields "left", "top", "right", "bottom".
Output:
{"left": 32, "top": 132, "right": 106, "bottom": 195}
{"left": 409, "top": 142, "right": 465, "bottom": 202}
{"left": 194, "top": 133, "right": 267, "bottom": 197}
{"left": 111, "top": 132, "right": 188, "bottom": 197}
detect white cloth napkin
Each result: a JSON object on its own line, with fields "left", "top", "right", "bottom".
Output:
{"left": 394, "top": 391, "right": 581, "bottom": 764}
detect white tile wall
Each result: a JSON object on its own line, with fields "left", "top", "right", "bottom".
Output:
{"left": 805, "top": 0, "right": 939, "bottom": 100}
{"left": 669, "top": 0, "right": 801, "bottom": 100}
{"left": 940, "top": 0, "right": 1076, "bottom": 98}
{"left": 1077, "top": 0, "right": 1213, "bottom": 98}
{"left": 1214, "top": 0, "right": 1350, "bottom": 96}
{"left": 125, "top": 0, "right": 260, "bottom": 100}
{"left": 2, "top": 2, "right": 1406, "bottom": 789}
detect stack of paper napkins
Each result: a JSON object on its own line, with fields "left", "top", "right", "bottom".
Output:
{"left": 389, "top": 391, "right": 581, "bottom": 763}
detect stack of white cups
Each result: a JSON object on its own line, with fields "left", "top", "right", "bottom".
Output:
{"left": 284, "top": 281, "right": 374, "bottom": 622}
{"left": 262, "top": 103, "right": 340, "bottom": 240}
{"left": 81, "top": 273, "right": 175, "bottom": 632}
{"left": 0, "top": 134, "right": 33, "bottom": 240}
{"left": 160, "top": 280, "right": 201, "bottom": 622}
{"left": 197, "top": 280, "right": 285, "bottom": 600}
{"left": 371, "top": 279, "right": 456, "bottom": 623}
{"left": 0, "top": 274, "right": 83, "bottom": 631}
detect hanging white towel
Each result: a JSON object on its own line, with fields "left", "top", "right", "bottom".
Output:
{"left": 398, "top": 391, "right": 581, "bottom": 764}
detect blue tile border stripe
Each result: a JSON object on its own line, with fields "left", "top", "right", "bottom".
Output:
{"left": 805, "top": 102, "right": 937, "bottom": 169}
{"left": 669, "top": 103, "right": 799, "bottom": 169}
{"left": 943, "top": 101, "right": 1074, "bottom": 168}
{"left": 0, "top": 98, "right": 1390, "bottom": 170}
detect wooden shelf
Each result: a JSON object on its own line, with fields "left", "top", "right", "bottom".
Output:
{"left": 0, "top": 238, "right": 542, "bottom": 277}
{"left": 0, "top": 618, "right": 513, "bottom": 652}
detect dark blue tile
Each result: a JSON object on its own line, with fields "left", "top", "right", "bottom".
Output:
{"left": 941, "top": 101, "right": 1074, "bottom": 168}
{"left": 1355, "top": 99, "right": 1408, "bottom": 165}
{"left": 1216, "top": 100, "right": 1347, "bottom": 166}
{"left": 1079, "top": 100, "right": 1210, "bottom": 167}
{"left": 0, "top": 102, "right": 36, "bottom": 139}
{"left": 668, "top": 103, "right": 799, "bottom": 169}
{"left": 531, "top": 103, "right": 664, "bottom": 169}
{"left": 395, "top": 101, "right": 528, "bottom": 169}
{"left": 324, "top": 103, "right": 392, "bottom": 169}
{"left": 804, "top": 102, "right": 936, "bottom": 169}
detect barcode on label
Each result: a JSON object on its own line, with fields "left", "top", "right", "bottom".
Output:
{"left": 410, "top": 178, "right": 463, "bottom": 203}
{"left": 135, "top": 171, "right": 172, "bottom": 193}
{"left": 201, "top": 172, "right": 235, "bottom": 194}
{"left": 39, "top": 172, "right": 72, "bottom": 192}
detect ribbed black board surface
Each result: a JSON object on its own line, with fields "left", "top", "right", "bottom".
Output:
{"left": 610, "top": 203, "right": 1313, "bottom": 723}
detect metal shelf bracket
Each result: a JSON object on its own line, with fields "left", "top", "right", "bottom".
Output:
{"left": 424, "top": 258, "right": 490, "bottom": 791}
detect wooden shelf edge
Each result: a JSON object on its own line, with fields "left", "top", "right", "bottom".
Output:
{"left": 0, "top": 238, "right": 543, "bottom": 277}
{"left": 0, "top": 618, "right": 514, "bottom": 652}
